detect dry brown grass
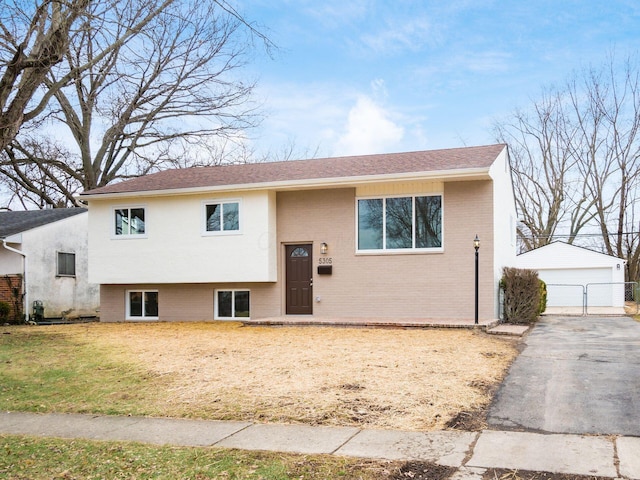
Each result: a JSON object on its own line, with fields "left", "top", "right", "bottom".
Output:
{"left": 49, "top": 321, "right": 519, "bottom": 431}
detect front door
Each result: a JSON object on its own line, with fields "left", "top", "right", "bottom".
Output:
{"left": 286, "top": 244, "right": 313, "bottom": 314}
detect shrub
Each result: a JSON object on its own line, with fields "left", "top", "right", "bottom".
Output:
{"left": 0, "top": 301, "right": 10, "bottom": 323}
{"left": 538, "top": 279, "right": 547, "bottom": 315}
{"left": 501, "top": 267, "right": 541, "bottom": 324}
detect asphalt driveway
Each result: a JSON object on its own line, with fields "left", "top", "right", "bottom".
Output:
{"left": 487, "top": 315, "right": 640, "bottom": 436}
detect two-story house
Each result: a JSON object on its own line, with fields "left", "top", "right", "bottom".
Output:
{"left": 80, "top": 144, "right": 516, "bottom": 323}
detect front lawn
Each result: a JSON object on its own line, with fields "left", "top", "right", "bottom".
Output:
{"left": 0, "top": 323, "right": 523, "bottom": 479}
{"left": 0, "top": 322, "right": 518, "bottom": 431}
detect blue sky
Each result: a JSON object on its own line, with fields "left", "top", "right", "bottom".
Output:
{"left": 238, "top": 0, "right": 640, "bottom": 159}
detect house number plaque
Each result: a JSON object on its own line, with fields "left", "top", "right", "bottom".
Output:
{"left": 317, "top": 257, "right": 333, "bottom": 275}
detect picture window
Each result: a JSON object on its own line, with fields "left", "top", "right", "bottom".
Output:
{"left": 357, "top": 195, "right": 442, "bottom": 252}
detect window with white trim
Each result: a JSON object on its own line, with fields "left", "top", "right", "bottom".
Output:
{"left": 126, "top": 290, "right": 158, "bottom": 320}
{"left": 57, "top": 252, "right": 76, "bottom": 277}
{"left": 357, "top": 194, "right": 442, "bottom": 251}
{"left": 114, "top": 207, "right": 146, "bottom": 236}
{"left": 215, "top": 290, "right": 250, "bottom": 319}
{"left": 204, "top": 200, "right": 240, "bottom": 234}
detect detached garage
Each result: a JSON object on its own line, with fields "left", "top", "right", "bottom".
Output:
{"left": 515, "top": 242, "right": 626, "bottom": 315}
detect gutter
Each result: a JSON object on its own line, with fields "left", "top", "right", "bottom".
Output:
{"left": 1, "top": 239, "right": 27, "bottom": 322}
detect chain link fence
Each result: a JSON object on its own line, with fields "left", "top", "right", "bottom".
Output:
{"left": 499, "top": 281, "right": 638, "bottom": 318}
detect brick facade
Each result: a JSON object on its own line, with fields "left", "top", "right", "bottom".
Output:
{"left": 0, "top": 275, "right": 23, "bottom": 322}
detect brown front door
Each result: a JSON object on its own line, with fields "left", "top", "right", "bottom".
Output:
{"left": 286, "top": 244, "right": 313, "bottom": 314}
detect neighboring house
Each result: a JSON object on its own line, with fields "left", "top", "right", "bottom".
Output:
{"left": 516, "top": 242, "right": 626, "bottom": 315}
{"left": 80, "top": 144, "right": 517, "bottom": 323}
{"left": 0, "top": 208, "right": 100, "bottom": 321}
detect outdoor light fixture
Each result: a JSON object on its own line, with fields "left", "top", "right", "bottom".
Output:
{"left": 474, "top": 235, "right": 480, "bottom": 325}
{"left": 320, "top": 242, "right": 328, "bottom": 255}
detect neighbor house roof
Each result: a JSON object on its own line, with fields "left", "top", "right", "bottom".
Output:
{"left": 0, "top": 208, "right": 87, "bottom": 239}
{"left": 81, "top": 144, "right": 507, "bottom": 198}
{"left": 517, "top": 241, "right": 624, "bottom": 263}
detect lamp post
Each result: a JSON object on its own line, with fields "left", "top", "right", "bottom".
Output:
{"left": 474, "top": 235, "right": 480, "bottom": 325}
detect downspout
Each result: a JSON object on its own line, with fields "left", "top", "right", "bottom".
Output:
{"left": 2, "top": 239, "right": 27, "bottom": 322}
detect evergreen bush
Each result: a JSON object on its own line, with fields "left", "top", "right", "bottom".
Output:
{"left": 538, "top": 279, "right": 547, "bottom": 315}
{"left": 0, "top": 301, "right": 10, "bottom": 323}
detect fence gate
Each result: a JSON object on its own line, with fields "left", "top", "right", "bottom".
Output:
{"left": 585, "top": 282, "right": 638, "bottom": 315}
{"left": 544, "top": 284, "right": 586, "bottom": 315}
{"left": 499, "top": 282, "right": 638, "bottom": 318}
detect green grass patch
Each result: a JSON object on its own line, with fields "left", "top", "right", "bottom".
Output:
{"left": 0, "top": 435, "right": 389, "bottom": 479}
{"left": 0, "top": 327, "right": 169, "bottom": 416}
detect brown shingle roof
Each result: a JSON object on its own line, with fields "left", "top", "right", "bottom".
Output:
{"left": 81, "top": 144, "right": 506, "bottom": 197}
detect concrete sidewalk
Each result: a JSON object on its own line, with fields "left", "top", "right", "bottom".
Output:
{"left": 1, "top": 412, "right": 638, "bottom": 479}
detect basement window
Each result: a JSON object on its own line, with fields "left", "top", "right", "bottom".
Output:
{"left": 126, "top": 290, "right": 158, "bottom": 320}
{"left": 215, "top": 290, "right": 250, "bottom": 319}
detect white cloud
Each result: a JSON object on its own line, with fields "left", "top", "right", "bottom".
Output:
{"left": 358, "top": 17, "right": 436, "bottom": 55}
{"left": 335, "top": 95, "right": 404, "bottom": 156}
{"left": 298, "top": 0, "right": 371, "bottom": 28}
{"left": 250, "top": 79, "right": 416, "bottom": 159}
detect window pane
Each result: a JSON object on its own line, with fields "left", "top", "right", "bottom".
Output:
{"left": 386, "top": 197, "right": 412, "bottom": 249}
{"left": 223, "top": 202, "right": 239, "bottom": 231}
{"left": 218, "top": 291, "right": 232, "bottom": 317}
{"left": 58, "top": 252, "right": 75, "bottom": 276}
{"left": 130, "top": 208, "right": 145, "bottom": 234}
{"left": 358, "top": 199, "right": 383, "bottom": 250}
{"left": 415, "top": 196, "right": 442, "bottom": 248}
{"left": 206, "top": 204, "right": 221, "bottom": 231}
{"left": 234, "top": 291, "right": 250, "bottom": 317}
{"left": 115, "top": 209, "right": 128, "bottom": 235}
{"left": 144, "top": 291, "right": 158, "bottom": 317}
{"left": 129, "top": 292, "right": 143, "bottom": 316}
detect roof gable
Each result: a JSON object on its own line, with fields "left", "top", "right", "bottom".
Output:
{"left": 81, "top": 144, "right": 507, "bottom": 197}
{"left": 517, "top": 242, "right": 624, "bottom": 268}
{"left": 0, "top": 208, "right": 87, "bottom": 238}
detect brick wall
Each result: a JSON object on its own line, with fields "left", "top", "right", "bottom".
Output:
{"left": 0, "top": 275, "right": 23, "bottom": 321}
{"left": 275, "top": 182, "right": 495, "bottom": 320}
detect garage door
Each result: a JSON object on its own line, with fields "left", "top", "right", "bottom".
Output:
{"left": 539, "top": 268, "right": 612, "bottom": 307}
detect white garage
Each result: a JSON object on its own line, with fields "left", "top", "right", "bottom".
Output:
{"left": 515, "top": 242, "right": 626, "bottom": 315}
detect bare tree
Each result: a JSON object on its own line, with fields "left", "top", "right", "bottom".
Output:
{"left": 566, "top": 58, "right": 640, "bottom": 280}
{"left": 1, "top": 0, "right": 271, "bottom": 208}
{"left": 0, "top": 0, "right": 89, "bottom": 152}
{"left": 495, "top": 88, "right": 597, "bottom": 252}
{"left": 496, "top": 54, "right": 640, "bottom": 280}
{"left": 0, "top": 0, "right": 183, "bottom": 153}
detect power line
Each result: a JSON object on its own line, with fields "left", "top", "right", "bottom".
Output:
{"left": 519, "top": 232, "right": 640, "bottom": 239}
